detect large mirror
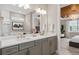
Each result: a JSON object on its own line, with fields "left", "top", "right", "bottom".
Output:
{"left": 32, "top": 12, "right": 40, "bottom": 33}
{"left": 31, "top": 6, "right": 48, "bottom": 34}
{"left": 31, "top": 12, "right": 48, "bottom": 34}
{"left": 0, "top": 4, "right": 48, "bottom": 36}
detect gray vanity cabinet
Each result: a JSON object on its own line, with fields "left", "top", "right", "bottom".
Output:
{"left": 16, "top": 41, "right": 35, "bottom": 55}
{"left": 42, "top": 38, "right": 49, "bottom": 55}
{"left": 12, "top": 49, "right": 28, "bottom": 55}
{"left": 19, "top": 41, "right": 34, "bottom": 50}
{"left": 48, "top": 36, "right": 57, "bottom": 54}
{"left": 29, "top": 40, "right": 42, "bottom": 55}
{"left": 1, "top": 45, "right": 18, "bottom": 55}
{"left": 0, "top": 41, "right": 35, "bottom": 55}
{"left": 29, "top": 45, "right": 42, "bottom": 55}
{"left": 0, "top": 36, "right": 57, "bottom": 55}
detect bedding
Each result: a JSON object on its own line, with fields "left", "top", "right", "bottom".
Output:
{"left": 69, "top": 35, "right": 79, "bottom": 48}
{"left": 70, "top": 35, "right": 79, "bottom": 43}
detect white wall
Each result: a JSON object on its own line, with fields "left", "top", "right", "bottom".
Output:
{"left": 0, "top": 4, "right": 59, "bottom": 36}
{"left": 0, "top": 4, "right": 34, "bottom": 36}
{"left": 31, "top": 4, "right": 48, "bottom": 33}
{"left": 40, "top": 14, "right": 48, "bottom": 33}
{"left": 0, "top": 20, "right": 1, "bottom": 36}
{"left": 0, "top": 18, "right": 3, "bottom": 36}
{"left": 30, "top": 4, "right": 48, "bottom": 11}
{"left": 47, "top": 4, "right": 58, "bottom": 33}
{"left": 47, "top": 4, "right": 61, "bottom": 54}
{"left": 0, "top": 10, "right": 11, "bottom": 36}
{"left": 24, "top": 13, "right": 32, "bottom": 33}
{"left": 57, "top": 5, "right": 61, "bottom": 54}
{"left": 0, "top": 4, "right": 27, "bottom": 36}
{"left": 0, "top": 4, "right": 32, "bottom": 15}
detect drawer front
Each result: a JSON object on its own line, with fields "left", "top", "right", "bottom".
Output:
{"left": 19, "top": 41, "right": 34, "bottom": 50}
{"left": 42, "top": 38, "right": 48, "bottom": 42}
{"left": 34, "top": 39, "right": 42, "bottom": 46}
{"left": 53, "top": 36, "right": 57, "bottom": 40}
{"left": 49, "top": 36, "right": 57, "bottom": 40}
{"left": 2, "top": 45, "right": 18, "bottom": 55}
{"left": 12, "top": 49, "right": 27, "bottom": 55}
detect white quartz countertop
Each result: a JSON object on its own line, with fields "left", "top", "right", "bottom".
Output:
{"left": 0, "top": 33, "right": 57, "bottom": 48}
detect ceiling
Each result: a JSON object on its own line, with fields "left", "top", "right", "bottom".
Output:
{"left": 0, "top": 4, "right": 71, "bottom": 15}
{"left": 0, "top": 4, "right": 48, "bottom": 15}
{"left": 60, "top": 4, "right": 70, "bottom": 8}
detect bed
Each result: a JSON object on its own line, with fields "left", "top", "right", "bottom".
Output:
{"left": 69, "top": 35, "right": 79, "bottom": 48}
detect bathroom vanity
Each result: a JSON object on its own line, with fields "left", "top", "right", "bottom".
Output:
{"left": 0, "top": 33, "right": 57, "bottom": 55}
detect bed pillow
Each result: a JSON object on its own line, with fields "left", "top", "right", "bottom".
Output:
{"left": 72, "top": 35, "right": 79, "bottom": 39}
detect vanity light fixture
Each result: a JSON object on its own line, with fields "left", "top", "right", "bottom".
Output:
{"left": 41, "top": 9, "right": 46, "bottom": 15}
{"left": 35, "top": 8, "right": 41, "bottom": 13}
{"left": 24, "top": 4, "right": 30, "bottom": 9}
{"left": 35, "top": 8, "right": 47, "bottom": 15}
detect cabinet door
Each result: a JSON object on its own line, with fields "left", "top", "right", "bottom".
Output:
{"left": 48, "top": 36, "right": 57, "bottom": 54}
{"left": 42, "top": 38, "right": 49, "bottom": 55}
{"left": 29, "top": 45, "right": 42, "bottom": 55}
{"left": 52, "top": 36, "right": 57, "bottom": 52}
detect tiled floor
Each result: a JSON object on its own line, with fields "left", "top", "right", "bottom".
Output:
{"left": 59, "top": 38, "right": 79, "bottom": 55}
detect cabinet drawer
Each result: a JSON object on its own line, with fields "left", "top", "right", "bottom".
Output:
{"left": 34, "top": 39, "right": 41, "bottom": 46}
{"left": 48, "top": 36, "right": 57, "bottom": 40}
{"left": 42, "top": 38, "right": 48, "bottom": 42}
{"left": 12, "top": 49, "right": 27, "bottom": 55}
{"left": 19, "top": 41, "right": 34, "bottom": 50}
{"left": 53, "top": 36, "right": 57, "bottom": 39}
{"left": 2, "top": 45, "right": 18, "bottom": 55}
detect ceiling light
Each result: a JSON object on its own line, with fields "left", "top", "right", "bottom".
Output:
{"left": 35, "top": 8, "right": 47, "bottom": 15}
{"left": 24, "top": 4, "right": 30, "bottom": 9}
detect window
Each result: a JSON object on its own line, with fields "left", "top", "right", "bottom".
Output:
{"left": 68, "top": 20, "right": 79, "bottom": 32}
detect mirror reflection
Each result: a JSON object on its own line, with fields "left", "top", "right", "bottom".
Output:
{"left": 0, "top": 4, "right": 48, "bottom": 36}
